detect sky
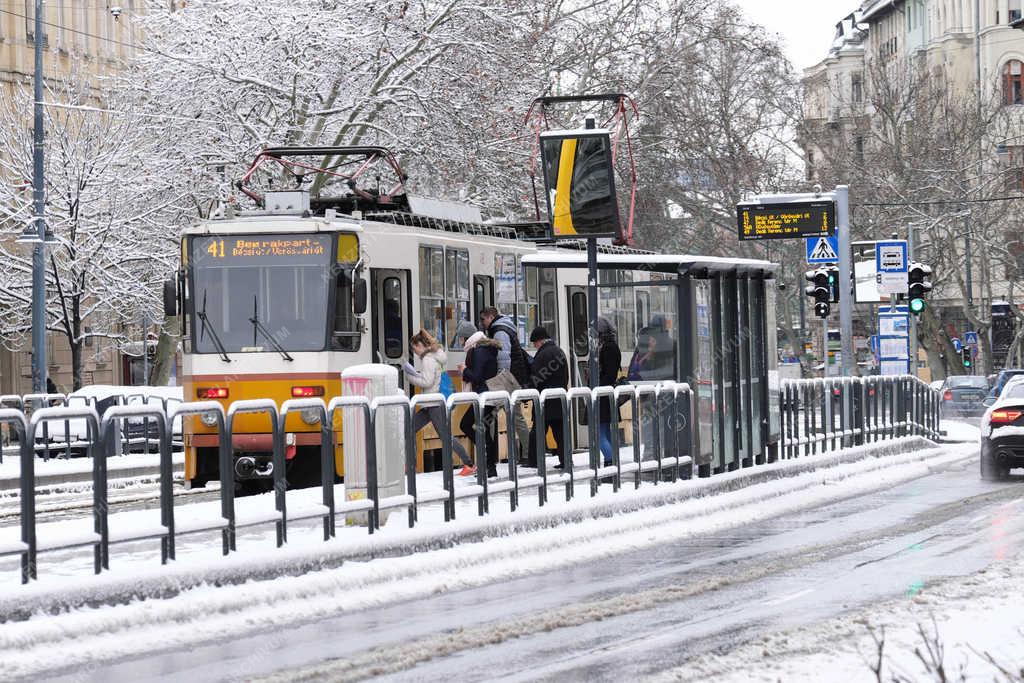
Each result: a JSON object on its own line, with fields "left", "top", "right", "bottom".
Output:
{"left": 735, "top": 0, "right": 861, "bottom": 71}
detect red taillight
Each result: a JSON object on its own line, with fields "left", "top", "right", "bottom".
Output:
{"left": 943, "top": 389, "right": 952, "bottom": 401}
{"left": 197, "top": 387, "right": 229, "bottom": 399}
{"left": 291, "top": 386, "right": 325, "bottom": 398}
{"left": 990, "top": 409, "right": 1023, "bottom": 425}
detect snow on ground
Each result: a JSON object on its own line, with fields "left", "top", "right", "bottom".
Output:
{"left": 663, "top": 544, "right": 1024, "bottom": 682}
{"left": 0, "top": 440, "right": 976, "bottom": 679}
{"left": 940, "top": 419, "right": 981, "bottom": 444}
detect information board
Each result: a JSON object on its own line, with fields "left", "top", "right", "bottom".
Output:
{"left": 736, "top": 200, "right": 835, "bottom": 241}
{"left": 540, "top": 130, "right": 621, "bottom": 240}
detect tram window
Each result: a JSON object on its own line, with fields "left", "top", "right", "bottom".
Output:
{"left": 517, "top": 256, "right": 539, "bottom": 343}
{"left": 383, "top": 277, "right": 404, "bottom": 359}
{"left": 447, "top": 248, "right": 471, "bottom": 350}
{"left": 539, "top": 268, "right": 558, "bottom": 345}
{"left": 331, "top": 268, "right": 360, "bottom": 351}
{"left": 419, "top": 245, "right": 445, "bottom": 343}
{"left": 570, "top": 291, "right": 589, "bottom": 357}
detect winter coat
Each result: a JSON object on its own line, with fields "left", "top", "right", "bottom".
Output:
{"left": 462, "top": 341, "right": 499, "bottom": 394}
{"left": 487, "top": 315, "right": 531, "bottom": 387}
{"left": 597, "top": 340, "right": 622, "bottom": 423}
{"left": 406, "top": 348, "right": 447, "bottom": 393}
{"left": 530, "top": 339, "right": 569, "bottom": 419}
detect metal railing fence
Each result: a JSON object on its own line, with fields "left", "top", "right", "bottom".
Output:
{"left": 0, "top": 376, "right": 939, "bottom": 585}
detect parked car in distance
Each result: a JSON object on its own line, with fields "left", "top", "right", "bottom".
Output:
{"left": 985, "top": 369, "right": 1024, "bottom": 406}
{"left": 940, "top": 375, "right": 990, "bottom": 417}
{"left": 980, "top": 380, "right": 1024, "bottom": 480}
{"left": 41, "top": 385, "right": 183, "bottom": 455}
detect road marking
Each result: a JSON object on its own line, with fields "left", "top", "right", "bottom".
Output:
{"left": 969, "top": 514, "right": 988, "bottom": 523}
{"left": 764, "top": 588, "right": 814, "bottom": 607}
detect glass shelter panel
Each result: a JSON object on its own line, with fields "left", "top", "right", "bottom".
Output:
{"left": 692, "top": 279, "right": 714, "bottom": 466}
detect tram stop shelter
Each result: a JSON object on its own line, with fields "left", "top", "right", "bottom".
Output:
{"left": 521, "top": 251, "right": 781, "bottom": 476}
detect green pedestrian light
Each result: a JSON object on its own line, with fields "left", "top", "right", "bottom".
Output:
{"left": 909, "top": 297, "right": 926, "bottom": 314}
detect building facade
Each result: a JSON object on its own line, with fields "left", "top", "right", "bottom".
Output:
{"left": 801, "top": 0, "right": 1024, "bottom": 373}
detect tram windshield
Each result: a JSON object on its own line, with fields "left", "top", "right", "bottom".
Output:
{"left": 188, "top": 234, "right": 333, "bottom": 354}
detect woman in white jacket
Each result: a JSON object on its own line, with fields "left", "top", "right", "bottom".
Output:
{"left": 405, "top": 329, "right": 475, "bottom": 476}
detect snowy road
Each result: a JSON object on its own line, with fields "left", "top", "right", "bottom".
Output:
{"left": 33, "top": 435, "right": 1010, "bottom": 682}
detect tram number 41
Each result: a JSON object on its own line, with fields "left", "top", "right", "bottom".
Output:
{"left": 206, "top": 239, "right": 225, "bottom": 259}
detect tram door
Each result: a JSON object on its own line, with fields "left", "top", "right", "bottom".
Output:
{"left": 371, "top": 269, "right": 412, "bottom": 389}
{"left": 473, "top": 275, "right": 493, "bottom": 326}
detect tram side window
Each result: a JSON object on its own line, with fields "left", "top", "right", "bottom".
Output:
{"left": 570, "top": 291, "right": 589, "bottom": 357}
{"left": 382, "top": 277, "right": 404, "bottom": 359}
{"left": 419, "top": 245, "right": 445, "bottom": 343}
{"left": 517, "top": 256, "right": 539, "bottom": 343}
{"left": 331, "top": 268, "right": 360, "bottom": 351}
{"left": 538, "top": 267, "right": 558, "bottom": 345}
{"left": 447, "top": 248, "right": 471, "bottom": 349}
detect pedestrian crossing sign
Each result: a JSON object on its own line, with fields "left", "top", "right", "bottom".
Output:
{"left": 806, "top": 234, "right": 839, "bottom": 263}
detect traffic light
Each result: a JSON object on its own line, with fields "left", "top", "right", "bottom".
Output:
{"left": 804, "top": 268, "right": 831, "bottom": 318}
{"left": 960, "top": 346, "right": 973, "bottom": 369}
{"left": 907, "top": 262, "right": 933, "bottom": 315}
{"left": 826, "top": 265, "right": 840, "bottom": 302}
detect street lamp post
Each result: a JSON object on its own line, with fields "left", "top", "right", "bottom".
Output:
{"left": 31, "top": 0, "right": 46, "bottom": 395}
{"left": 27, "top": 0, "right": 47, "bottom": 395}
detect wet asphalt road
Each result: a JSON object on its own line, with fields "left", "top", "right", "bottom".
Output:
{"left": 52, "top": 431, "right": 1024, "bottom": 683}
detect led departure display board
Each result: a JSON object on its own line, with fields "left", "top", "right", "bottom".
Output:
{"left": 736, "top": 200, "right": 835, "bottom": 241}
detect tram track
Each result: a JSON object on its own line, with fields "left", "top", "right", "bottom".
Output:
{"left": 0, "top": 479, "right": 221, "bottom": 526}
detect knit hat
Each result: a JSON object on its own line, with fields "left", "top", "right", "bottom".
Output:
{"left": 463, "top": 331, "right": 486, "bottom": 350}
{"left": 529, "top": 326, "right": 551, "bottom": 342}
{"left": 455, "top": 319, "right": 478, "bottom": 341}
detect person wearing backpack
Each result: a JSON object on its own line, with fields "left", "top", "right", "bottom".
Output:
{"left": 480, "top": 306, "right": 532, "bottom": 463}
{"left": 405, "top": 329, "right": 474, "bottom": 475}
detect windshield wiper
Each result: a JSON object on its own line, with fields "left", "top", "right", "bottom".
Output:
{"left": 196, "top": 289, "right": 232, "bottom": 362}
{"left": 249, "top": 296, "right": 294, "bottom": 362}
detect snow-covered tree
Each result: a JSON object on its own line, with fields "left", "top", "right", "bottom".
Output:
{"left": 0, "top": 68, "right": 186, "bottom": 389}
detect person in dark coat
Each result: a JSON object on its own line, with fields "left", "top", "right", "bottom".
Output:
{"left": 596, "top": 317, "right": 621, "bottom": 465}
{"left": 457, "top": 332, "right": 501, "bottom": 478}
{"left": 526, "top": 326, "right": 569, "bottom": 468}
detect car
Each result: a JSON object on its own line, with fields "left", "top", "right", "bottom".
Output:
{"left": 40, "top": 385, "right": 183, "bottom": 455}
{"left": 929, "top": 379, "right": 945, "bottom": 392}
{"left": 985, "top": 369, "right": 1024, "bottom": 405}
{"left": 980, "top": 380, "right": 1024, "bottom": 480}
{"left": 940, "top": 375, "right": 990, "bottom": 417}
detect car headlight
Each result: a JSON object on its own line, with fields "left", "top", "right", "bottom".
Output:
{"left": 300, "top": 408, "right": 321, "bottom": 425}
{"left": 200, "top": 411, "right": 218, "bottom": 427}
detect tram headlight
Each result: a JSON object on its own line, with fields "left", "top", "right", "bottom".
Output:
{"left": 200, "top": 411, "right": 218, "bottom": 427}
{"left": 300, "top": 408, "right": 322, "bottom": 425}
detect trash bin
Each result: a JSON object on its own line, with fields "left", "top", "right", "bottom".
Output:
{"left": 341, "top": 364, "right": 406, "bottom": 526}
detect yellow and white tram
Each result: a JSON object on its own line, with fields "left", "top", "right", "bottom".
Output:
{"left": 167, "top": 147, "right": 780, "bottom": 490}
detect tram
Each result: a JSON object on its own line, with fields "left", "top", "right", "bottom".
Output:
{"left": 165, "top": 147, "right": 779, "bottom": 491}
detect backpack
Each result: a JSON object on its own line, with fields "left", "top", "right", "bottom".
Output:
{"left": 438, "top": 371, "right": 455, "bottom": 398}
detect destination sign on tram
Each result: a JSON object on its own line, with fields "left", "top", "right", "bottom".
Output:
{"left": 735, "top": 200, "right": 836, "bottom": 241}
{"left": 195, "top": 234, "right": 330, "bottom": 263}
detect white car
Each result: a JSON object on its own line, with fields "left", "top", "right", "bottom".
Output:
{"left": 40, "top": 385, "right": 183, "bottom": 454}
{"left": 979, "top": 377, "right": 1024, "bottom": 480}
